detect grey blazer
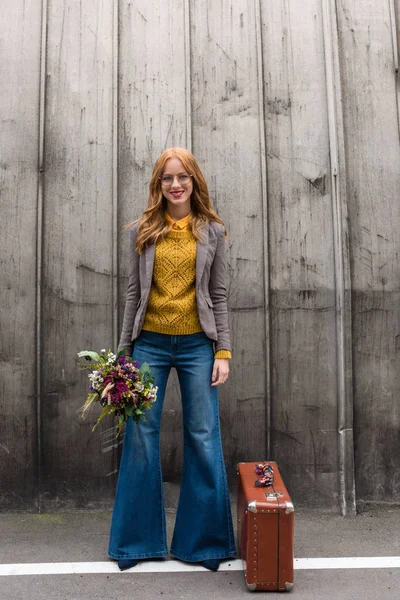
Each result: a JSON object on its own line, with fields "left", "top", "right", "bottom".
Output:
{"left": 117, "top": 220, "right": 232, "bottom": 356}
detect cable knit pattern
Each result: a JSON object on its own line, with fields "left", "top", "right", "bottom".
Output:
{"left": 142, "top": 229, "right": 202, "bottom": 334}
{"left": 142, "top": 212, "right": 232, "bottom": 360}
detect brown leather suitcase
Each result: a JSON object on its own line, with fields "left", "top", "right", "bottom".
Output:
{"left": 237, "top": 461, "right": 294, "bottom": 592}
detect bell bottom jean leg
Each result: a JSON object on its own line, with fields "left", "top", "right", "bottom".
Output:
{"left": 170, "top": 332, "right": 236, "bottom": 561}
{"left": 108, "top": 333, "right": 171, "bottom": 560}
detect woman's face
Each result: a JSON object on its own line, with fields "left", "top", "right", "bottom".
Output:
{"left": 161, "top": 157, "right": 193, "bottom": 212}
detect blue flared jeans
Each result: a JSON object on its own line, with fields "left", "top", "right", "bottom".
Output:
{"left": 108, "top": 330, "right": 236, "bottom": 562}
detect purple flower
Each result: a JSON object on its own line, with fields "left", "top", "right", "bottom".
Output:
{"left": 133, "top": 360, "right": 140, "bottom": 368}
{"left": 119, "top": 355, "right": 127, "bottom": 365}
{"left": 116, "top": 381, "right": 128, "bottom": 393}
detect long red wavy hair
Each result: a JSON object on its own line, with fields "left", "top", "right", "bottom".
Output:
{"left": 127, "top": 147, "right": 226, "bottom": 253}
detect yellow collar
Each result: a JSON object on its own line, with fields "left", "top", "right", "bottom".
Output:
{"left": 165, "top": 211, "right": 192, "bottom": 230}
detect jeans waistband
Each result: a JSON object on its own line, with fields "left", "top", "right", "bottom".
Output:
{"left": 138, "top": 330, "right": 210, "bottom": 341}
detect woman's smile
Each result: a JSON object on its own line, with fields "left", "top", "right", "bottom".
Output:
{"left": 170, "top": 190, "right": 185, "bottom": 198}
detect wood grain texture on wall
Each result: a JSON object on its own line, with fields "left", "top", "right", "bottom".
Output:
{"left": 337, "top": 0, "right": 400, "bottom": 504}
{"left": 0, "top": 0, "right": 42, "bottom": 509}
{"left": 40, "top": 0, "right": 116, "bottom": 509}
{"left": 1, "top": 0, "right": 399, "bottom": 512}
{"left": 190, "top": 0, "right": 268, "bottom": 473}
{"left": 261, "top": 0, "right": 355, "bottom": 510}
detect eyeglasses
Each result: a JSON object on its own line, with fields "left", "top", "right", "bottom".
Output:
{"left": 159, "top": 173, "right": 192, "bottom": 186}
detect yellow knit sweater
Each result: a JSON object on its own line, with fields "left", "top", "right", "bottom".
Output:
{"left": 142, "top": 212, "right": 231, "bottom": 359}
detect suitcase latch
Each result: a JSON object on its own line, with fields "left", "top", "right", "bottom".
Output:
{"left": 265, "top": 492, "right": 284, "bottom": 500}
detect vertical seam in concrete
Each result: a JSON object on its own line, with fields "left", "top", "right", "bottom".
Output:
{"left": 388, "top": 0, "right": 400, "bottom": 143}
{"left": 322, "top": 0, "right": 345, "bottom": 515}
{"left": 184, "top": 0, "right": 192, "bottom": 151}
{"left": 389, "top": 0, "right": 399, "bottom": 71}
{"left": 254, "top": 0, "right": 271, "bottom": 459}
{"left": 111, "top": 0, "right": 120, "bottom": 479}
{"left": 322, "top": 0, "right": 355, "bottom": 516}
{"left": 36, "top": 0, "right": 48, "bottom": 514}
{"left": 112, "top": 0, "right": 119, "bottom": 352}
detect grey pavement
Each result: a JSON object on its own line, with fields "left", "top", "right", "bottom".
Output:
{"left": 1, "top": 485, "right": 400, "bottom": 600}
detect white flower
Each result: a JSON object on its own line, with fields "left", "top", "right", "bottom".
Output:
{"left": 101, "top": 349, "right": 106, "bottom": 353}
{"left": 148, "top": 385, "right": 158, "bottom": 400}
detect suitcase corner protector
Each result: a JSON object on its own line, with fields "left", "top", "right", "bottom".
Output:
{"left": 285, "top": 582, "right": 294, "bottom": 591}
{"left": 246, "top": 582, "right": 257, "bottom": 591}
{"left": 285, "top": 501, "right": 294, "bottom": 514}
{"left": 248, "top": 500, "right": 257, "bottom": 513}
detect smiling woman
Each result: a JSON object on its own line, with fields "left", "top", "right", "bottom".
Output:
{"left": 108, "top": 147, "right": 236, "bottom": 573}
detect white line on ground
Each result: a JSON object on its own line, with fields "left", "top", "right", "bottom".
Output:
{"left": 0, "top": 557, "right": 400, "bottom": 576}
{"left": 295, "top": 557, "right": 400, "bottom": 570}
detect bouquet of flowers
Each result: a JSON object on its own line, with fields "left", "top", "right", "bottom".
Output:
{"left": 77, "top": 348, "right": 158, "bottom": 436}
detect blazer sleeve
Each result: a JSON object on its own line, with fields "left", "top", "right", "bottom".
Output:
{"left": 117, "top": 225, "right": 141, "bottom": 355}
{"left": 209, "top": 224, "right": 232, "bottom": 353}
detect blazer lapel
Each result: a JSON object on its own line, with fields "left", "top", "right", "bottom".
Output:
{"left": 196, "top": 223, "right": 209, "bottom": 289}
{"left": 144, "top": 242, "right": 155, "bottom": 291}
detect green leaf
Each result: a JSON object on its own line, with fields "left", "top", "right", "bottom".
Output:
{"left": 139, "top": 361, "right": 150, "bottom": 375}
{"left": 125, "top": 405, "right": 133, "bottom": 417}
{"left": 91, "top": 408, "right": 110, "bottom": 431}
{"left": 77, "top": 350, "right": 100, "bottom": 362}
{"left": 135, "top": 409, "right": 143, "bottom": 415}
{"left": 139, "top": 362, "right": 155, "bottom": 385}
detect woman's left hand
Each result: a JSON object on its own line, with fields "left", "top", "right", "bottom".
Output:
{"left": 211, "top": 358, "right": 229, "bottom": 386}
